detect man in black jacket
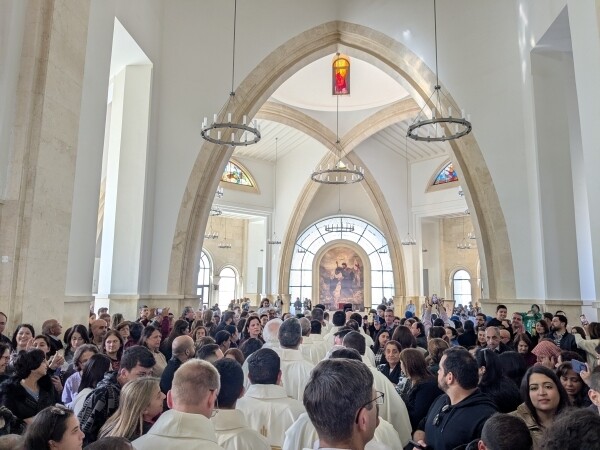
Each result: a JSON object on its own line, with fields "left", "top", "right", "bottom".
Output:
{"left": 412, "top": 347, "right": 497, "bottom": 450}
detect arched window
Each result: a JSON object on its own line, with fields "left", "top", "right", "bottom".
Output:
{"left": 197, "top": 250, "right": 212, "bottom": 307}
{"left": 290, "top": 216, "right": 394, "bottom": 303}
{"left": 221, "top": 160, "right": 257, "bottom": 189}
{"left": 433, "top": 162, "right": 459, "bottom": 185}
{"left": 218, "top": 266, "right": 238, "bottom": 310}
{"left": 452, "top": 269, "right": 471, "bottom": 305}
{"left": 332, "top": 53, "right": 350, "bottom": 95}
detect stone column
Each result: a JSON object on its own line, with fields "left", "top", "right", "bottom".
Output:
{"left": 0, "top": 0, "right": 91, "bottom": 332}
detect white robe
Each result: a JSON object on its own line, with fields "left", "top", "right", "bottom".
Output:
{"left": 362, "top": 358, "right": 412, "bottom": 446}
{"left": 300, "top": 335, "right": 321, "bottom": 366}
{"left": 280, "top": 348, "right": 315, "bottom": 401}
{"left": 132, "top": 409, "right": 224, "bottom": 450}
{"left": 237, "top": 384, "right": 305, "bottom": 448}
{"left": 324, "top": 326, "right": 342, "bottom": 349}
{"left": 308, "top": 333, "right": 328, "bottom": 362}
{"left": 211, "top": 408, "right": 270, "bottom": 450}
{"left": 283, "top": 412, "right": 402, "bottom": 450}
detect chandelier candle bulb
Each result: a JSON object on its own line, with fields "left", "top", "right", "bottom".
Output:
{"left": 448, "top": 107, "right": 452, "bottom": 117}
{"left": 227, "top": 113, "right": 232, "bottom": 123}
{"left": 214, "top": 114, "right": 217, "bottom": 123}
{"left": 461, "top": 109, "right": 465, "bottom": 119}
{"left": 243, "top": 115, "right": 247, "bottom": 125}
{"left": 231, "top": 132, "right": 235, "bottom": 142}
{"left": 217, "top": 131, "right": 222, "bottom": 140}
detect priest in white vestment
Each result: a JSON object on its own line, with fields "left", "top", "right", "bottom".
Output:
{"left": 132, "top": 360, "right": 224, "bottom": 450}
{"left": 307, "top": 320, "right": 328, "bottom": 362}
{"left": 342, "top": 332, "right": 412, "bottom": 445}
{"left": 278, "top": 317, "right": 315, "bottom": 401}
{"left": 242, "top": 318, "right": 282, "bottom": 390}
{"left": 236, "top": 348, "right": 305, "bottom": 448}
{"left": 212, "top": 358, "right": 270, "bottom": 450}
{"left": 301, "top": 358, "right": 381, "bottom": 450}
{"left": 324, "top": 311, "right": 347, "bottom": 349}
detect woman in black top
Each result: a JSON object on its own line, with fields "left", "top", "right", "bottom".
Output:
{"left": 0, "top": 349, "right": 60, "bottom": 430}
{"left": 399, "top": 348, "right": 443, "bottom": 431}
{"left": 475, "top": 347, "right": 521, "bottom": 413}
{"left": 377, "top": 340, "right": 402, "bottom": 384}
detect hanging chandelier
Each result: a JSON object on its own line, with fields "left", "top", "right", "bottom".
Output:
{"left": 267, "top": 138, "right": 282, "bottom": 245}
{"left": 311, "top": 81, "right": 364, "bottom": 185}
{"left": 210, "top": 206, "right": 222, "bottom": 216}
{"left": 218, "top": 218, "right": 232, "bottom": 249}
{"left": 401, "top": 136, "right": 417, "bottom": 246}
{"left": 457, "top": 214, "right": 472, "bottom": 250}
{"left": 325, "top": 217, "right": 354, "bottom": 233}
{"left": 215, "top": 187, "right": 224, "bottom": 198}
{"left": 200, "top": 0, "right": 260, "bottom": 147}
{"left": 407, "top": 0, "right": 472, "bottom": 143}
{"left": 204, "top": 217, "right": 219, "bottom": 240}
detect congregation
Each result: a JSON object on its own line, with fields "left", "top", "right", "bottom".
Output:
{"left": 0, "top": 298, "right": 598, "bottom": 450}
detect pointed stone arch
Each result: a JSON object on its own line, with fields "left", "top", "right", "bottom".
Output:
{"left": 168, "top": 21, "right": 515, "bottom": 303}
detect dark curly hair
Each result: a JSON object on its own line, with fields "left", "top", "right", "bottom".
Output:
{"left": 13, "top": 349, "right": 46, "bottom": 380}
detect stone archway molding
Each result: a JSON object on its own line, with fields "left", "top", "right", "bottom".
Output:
{"left": 168, "top": 20, "right": 515, "bottom": 302}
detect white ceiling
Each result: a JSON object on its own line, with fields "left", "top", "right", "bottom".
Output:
{"left": 233, "top": 53, "right": 451, "bottom": 163}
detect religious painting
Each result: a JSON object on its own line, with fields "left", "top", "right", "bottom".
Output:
{"left": 318, "top": 246, "right": 364, "bottom": 310}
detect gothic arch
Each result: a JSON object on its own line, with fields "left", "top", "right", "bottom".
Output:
{"left": 168, "top": 21, "right": 515, "bottom": 303}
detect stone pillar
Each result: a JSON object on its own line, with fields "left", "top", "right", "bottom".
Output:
{"left": 0, "top": 0, "right": 91, "bottom": 332}
{"left": 97, "top": 65, "right": 152, "bottom": 302}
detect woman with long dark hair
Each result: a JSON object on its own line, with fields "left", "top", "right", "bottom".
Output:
{"left": 240, "top": 316, "right": 263, "bottom": 344}
{"left": 398, "top": 348, "right": 443, "bottom": 431}
{"left": 378, "top": 341, "right": 402, "bottom": 384}
{"left": 64, "top": 325, "right": 91, "bottom": 365}
{"left": 138, "top": 326, "right": 167, "bottom": 377}
{"left": 514, "top": 333, "right": 537, "bottom": 367}
{"left": 160, "top": 319, "right": 189, "bottom": 361}
{"left": 22, "top": 404, "right": 84, "bottom": 450}
{"left": 102, "top": 331, "right": 124, "bottom": 372}
{"left": 510, "top": 365, "right": 569, "bottom": 448}
{"left": 72, "top": 354, "right": 112, "bottom": 416}
{"left": 556, "top": 362, "right": 590, "bottom": 407}
{"left": 372, "top": 329, "right": 390, "bottom": 366}
{"left": 475, "top": 348, "right": 521, "bottom": 413}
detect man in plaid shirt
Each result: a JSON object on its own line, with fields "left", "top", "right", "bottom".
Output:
{"left": 77, "top": 345, "right": 156, "bottom": 444}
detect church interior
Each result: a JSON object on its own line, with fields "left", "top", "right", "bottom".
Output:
{"left": 1, "top": 0, "right": 599, "bottom": 331}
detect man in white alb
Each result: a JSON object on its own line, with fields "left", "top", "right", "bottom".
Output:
{"left": 278, "top": 317, "right": 315, "bottom": 401}
{"left": 212, "top": 358, "right": 269, "bottom": 450}
{"left": 236, "top": 348, "right": 305, "bottom": 448}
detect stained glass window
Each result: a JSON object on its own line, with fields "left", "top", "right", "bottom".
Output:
{"left": 433, "top": 162, "right": 459, "bottom": 185}
{"left": 332, "top": 53, "right": 350, "bottom": 95}
{"left": 221, "top": 160, "right": 255, "bottom": 187}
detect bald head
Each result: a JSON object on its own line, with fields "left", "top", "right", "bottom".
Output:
{"left": 169, "top": 359, "right": 220, "bottom": 416}
{"left": 90, "top": 319, "right": 108, "bottom": 341}
{"left": 263, "top": 319, "right": 282, "bottom": 343}
{"left": 172, "top": 335, "right": 195, "bottom": 360}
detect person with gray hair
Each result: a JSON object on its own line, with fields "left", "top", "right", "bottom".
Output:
{"left": 299, "top": 317, "right": 320, "bottom": 365}
{"left": 278, "top": 318, "right": 315, "bottom": 401}
{"left": 303, "top": 359, "right": 379, "bottom": 450}
{"left": 262, "top": 318, "right": 282, "bottom": 351}
{"left": 132, "top": 359, "right": 222, "bottom": 449}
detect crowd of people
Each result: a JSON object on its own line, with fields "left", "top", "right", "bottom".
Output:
{"left": 0, "top": 297, "right": 597, "bottom": 449}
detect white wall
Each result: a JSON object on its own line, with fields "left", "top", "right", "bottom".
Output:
{"left": 69, "top": 0, "right": 598, "bottom": 306}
